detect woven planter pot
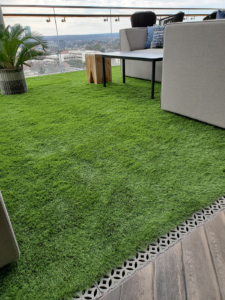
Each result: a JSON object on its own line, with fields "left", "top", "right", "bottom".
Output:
{"left": 0, "top": 68, "right": 28, "bottom": 95}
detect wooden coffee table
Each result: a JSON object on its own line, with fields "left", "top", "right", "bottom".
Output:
{"left": 102, "top": 51, "right": 163, "bottom": 99}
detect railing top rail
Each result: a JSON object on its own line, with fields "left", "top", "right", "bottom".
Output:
{"left": 0, "top": 5, "right": 223, "bottom": 10}
{"left": 2, "top": 14, "right": 209, "bottom": 18}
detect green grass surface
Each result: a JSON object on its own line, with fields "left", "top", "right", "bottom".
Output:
{"left": 0, "top": 67, "right": 225, "bottom": 300}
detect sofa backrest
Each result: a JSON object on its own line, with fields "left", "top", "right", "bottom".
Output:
{"left": 120, "top": 28, "right": 148, "bottom": 51}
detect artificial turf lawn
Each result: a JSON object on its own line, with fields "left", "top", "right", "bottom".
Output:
{"left": 0, "top": 66, "right": 225, "bottom": 300}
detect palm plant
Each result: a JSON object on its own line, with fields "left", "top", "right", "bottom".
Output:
{"left": 0, "top": 24, "right": 49, "bottom": 95}
{"left": 0, "top": 23, "right": 48, "bottom": 69}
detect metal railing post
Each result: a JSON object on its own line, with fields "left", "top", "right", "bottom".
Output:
{"left": 0, "top": 5, "right": 5, "bottom": 28}
{"left": 53, "top": 7, "right": 63, "bottom": 73}
{"left": 110, "top": 9, "right": 113, "bottom": 52}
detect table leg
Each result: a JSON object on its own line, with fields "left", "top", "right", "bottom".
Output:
{"left": 122, "top": 59, "right": 125, "bottom": 83}
{"left": 102, "top": 56, "right": 106, "bottom": 87}
{"left": 151, "top": 60, "right": 155, "bottom": 99}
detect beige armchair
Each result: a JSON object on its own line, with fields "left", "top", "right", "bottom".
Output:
{"left": 161, "top": 20, "right": 225, "bottom": 128}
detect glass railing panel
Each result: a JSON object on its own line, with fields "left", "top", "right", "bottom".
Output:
{"left": 110, "top": 10, "right": 132, "bottom": 67}
{"left": 54, "top": 8, "right": 111, "bottom": 72}
{"left": 194, "top": 9, "right": 215, "bottom": 22}
{"left": 1, "top": 6, "right": 53, "bottom": 16}
{"left": 183, "top": 9, "right": 195, "bottom": 22}
{"left": 54, "top": 7, "right": 110, "bottom": 16}
{"left": 183, "top": 9, "right": 214, "bottom": 22}
{"left": 3, "top": 9, "right": 62, "bottom": 77}
{"left": 155, "top": 9, "right": 180, "bottom": 24}
{"left": 2, "top": 5, "right": 221, "bottom": 77}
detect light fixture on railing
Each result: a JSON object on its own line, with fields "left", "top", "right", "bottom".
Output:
{"left": 104, "top": 17, "right": 108, "bottom": 22}
{"left": 115, "top": 16, "right": 120, "bottom": 22}
{"left": 61, "top": 17, "right": 66, "bottom": 22}
{"left": 46, "top": 17, "right": 51, "bottom": 22}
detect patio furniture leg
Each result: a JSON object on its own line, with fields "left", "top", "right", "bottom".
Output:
{"left": 122, "top": 59, "right": 125, "bottom": 83}
{"left": 151, "top": 60, "right": 155, "bottom": 99}
{"left": 102, "top": 56, "right": 106, "bottom": 87}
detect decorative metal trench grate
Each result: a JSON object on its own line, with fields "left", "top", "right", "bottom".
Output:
{"left": 73, "top": 196, "right": 225, "bottom": 300}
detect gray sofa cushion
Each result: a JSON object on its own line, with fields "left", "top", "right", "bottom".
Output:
{"left": 121, "top": 28, "right": 148, "bottom": 51}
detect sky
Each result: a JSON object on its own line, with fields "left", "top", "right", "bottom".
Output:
{"left": 2, "top": 0, "right": 225, "bottom": 8}
{"left": 1, "top": 0, "right": 225, "bottom": 36}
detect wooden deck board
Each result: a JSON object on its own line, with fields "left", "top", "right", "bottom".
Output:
{"left": 120, "top": 262, "right": 154, "bottom": 300}
{"left": 99, "top": 210, "right": 225, "bottom": 300}
{"left": 204, "top": 211, "right": 225, "bottom": 299}
{"left": 182, "top": 225, "right": 221, "bottom": 300}
{"left": 154, "top": 242, "right": 186, "bottom": 300}
{"left": 100, "top": 285, "right": 121, "bottom": 300}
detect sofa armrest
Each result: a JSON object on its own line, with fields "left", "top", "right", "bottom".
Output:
{"left": 120, "top": 28, "right": 147, "bottom": 51}
{"left": 0, "top": 191, "right": 20, "bottom": 268}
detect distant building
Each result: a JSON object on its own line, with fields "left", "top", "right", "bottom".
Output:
{"left": 60, "top": 50, "right": 102, "bottom": 63}
{"left": 35, "top": 45, "right": 44, "bottom": 51}
{"left": 24, "top": 26, "right": 31, "bottom": 35}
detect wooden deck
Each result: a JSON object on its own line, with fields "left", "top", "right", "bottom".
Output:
{"left": 101, "top": 210, "right": 225, "bottom": 300}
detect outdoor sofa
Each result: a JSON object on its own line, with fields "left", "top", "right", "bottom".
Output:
{"left": 120, "top": 20, "right": 225, "bottom": 128}
{"left": 161, "top": 19, "right": 225, "bottom": 128}
{"left": 120, "top": 27, "right": 163, "bottom": 82}
{"left": 120, "top": 12, "right": 184, "bottom": 83}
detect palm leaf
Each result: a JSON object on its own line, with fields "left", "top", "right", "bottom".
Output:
{"left": 0, "top": 23, "right": 49, "bottom": 69}
{"left": 16, "top": 40, "right": 48, "bottom": 68}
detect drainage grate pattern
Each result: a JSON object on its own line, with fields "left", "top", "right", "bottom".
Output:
{"left": 73, "top": 197, "right": 225, "bottom": 300}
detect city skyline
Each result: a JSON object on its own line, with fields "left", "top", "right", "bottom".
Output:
{"left": 24, "top": 25, "right": 31, "bottom": 35}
